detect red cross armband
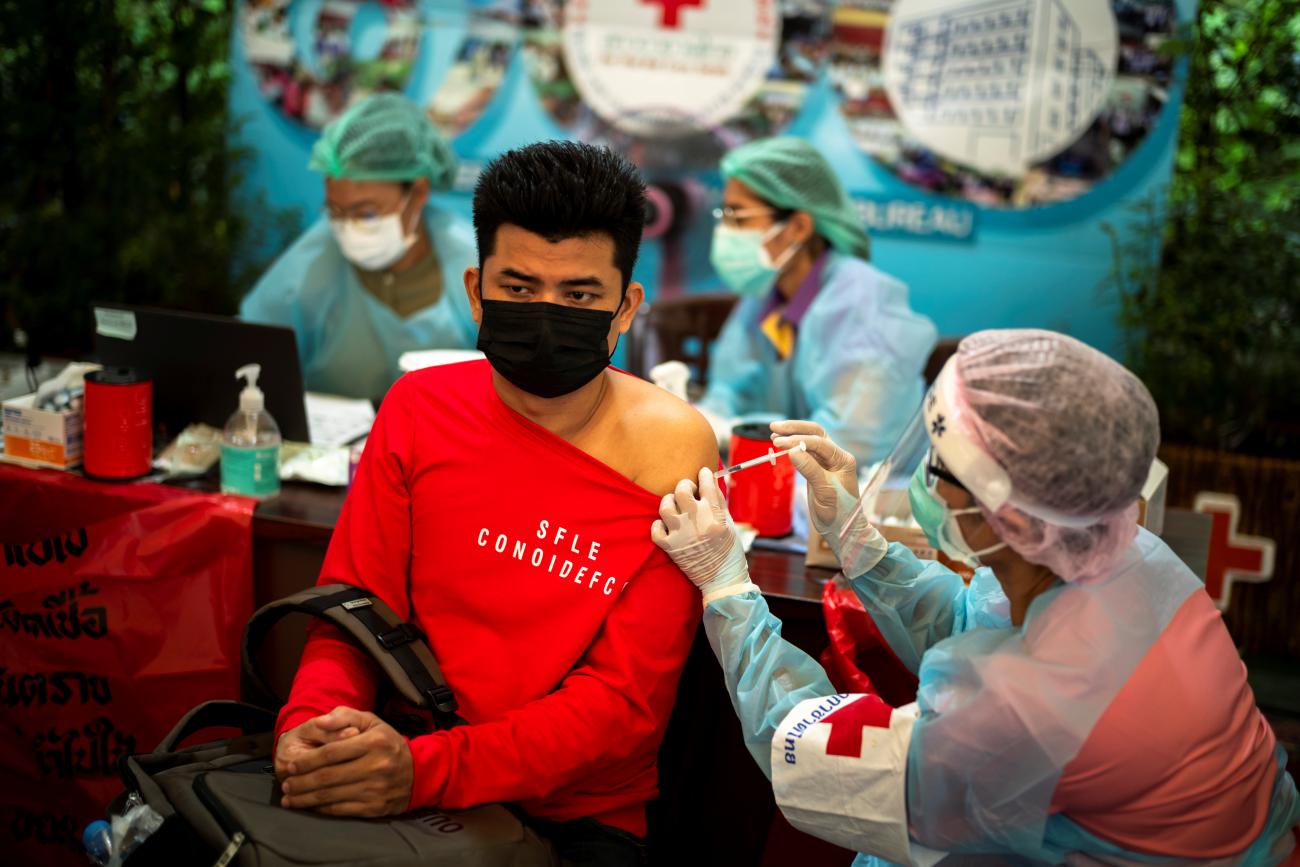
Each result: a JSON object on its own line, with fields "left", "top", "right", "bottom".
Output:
{"left": 770, "top": 694, "right": 945, "bottom": 866}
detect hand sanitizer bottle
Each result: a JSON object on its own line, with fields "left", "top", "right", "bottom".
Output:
{"left": 221, "top": 364, "right": 281, "bottom": 498}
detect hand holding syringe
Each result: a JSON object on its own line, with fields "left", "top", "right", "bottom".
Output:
{"left": 715, "top": 441, "right": 807, "bottom": 478}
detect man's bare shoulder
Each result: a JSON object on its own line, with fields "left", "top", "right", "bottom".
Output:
{"left": 610, "top": 374, "right": 719, "bottom": 496}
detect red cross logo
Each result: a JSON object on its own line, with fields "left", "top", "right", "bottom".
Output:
{"left": 642, "top": 0, "right": 705, "bottom": 29}
{"left": 822, "top": 694, "right": 894, "bottom": 758}
{"left": 1194, "top": 493, "right": 1275, "bottom": 610}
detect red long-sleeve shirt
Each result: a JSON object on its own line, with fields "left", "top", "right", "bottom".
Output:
{"left": 276, "top": 361, "right": 699, "bottom": 835}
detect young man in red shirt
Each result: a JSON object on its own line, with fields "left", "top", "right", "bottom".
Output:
{"left": 271, "top": 141, "right": 718, "bottom": 864}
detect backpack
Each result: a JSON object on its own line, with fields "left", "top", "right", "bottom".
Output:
{"left": 114, "top": 584, "right": 557, "bottom": 866}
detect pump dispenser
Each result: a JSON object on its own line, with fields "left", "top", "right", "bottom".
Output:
{"left": 221, "top": 363, "right": 281, "bottom": 498}
{"left": 236, "top": 364, "right": 265, "bottom": 413}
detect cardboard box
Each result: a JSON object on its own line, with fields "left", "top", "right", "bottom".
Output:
{"left": 805, "top": 484, "right": 974, "bottom": 581}
{"left": 2, "top": 393, "right": 83, "bottom": 469}
{"left": 1138, "top": 457, "right": 1169, "bottom": 535}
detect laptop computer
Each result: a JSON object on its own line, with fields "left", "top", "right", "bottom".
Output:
{"left": 91, "top": 304, "right": 310, "bottom": 443}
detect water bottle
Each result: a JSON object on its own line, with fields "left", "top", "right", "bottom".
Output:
{"left": 82, "top": 819, "right": 112, "bottom": 866}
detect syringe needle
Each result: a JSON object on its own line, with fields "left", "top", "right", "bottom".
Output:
{"left": 715, "top": 441, "right": 807, "bottom": 478}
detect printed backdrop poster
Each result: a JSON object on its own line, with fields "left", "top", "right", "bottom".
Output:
{"left": 229, "top": 0, "right": 1194, "bottom": 358}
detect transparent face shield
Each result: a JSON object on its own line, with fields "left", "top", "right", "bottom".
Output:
{"left": 834, "top": 406, "right": 932, "bottom": 567}
{"left": 834, "top": 358, "right": 1025, "bottom": 569}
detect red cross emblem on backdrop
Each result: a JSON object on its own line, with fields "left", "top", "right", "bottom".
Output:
{"left": 642, "top": 0, "right": 705, "bottom": 28}
{"left": 1194, "top": 493, "right": 1276, "bottom": 610}
{"left": 822, "top": 694, "right": 894, "bottom": 758}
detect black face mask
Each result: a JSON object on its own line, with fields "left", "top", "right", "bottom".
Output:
{"left": 476, "top": 299, "right": 617, "bottom": 399}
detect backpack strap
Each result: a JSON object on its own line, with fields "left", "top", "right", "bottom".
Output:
{"left": 154, "top": 700, "right": 277, "bottom": 754}
{"left": 241, "top": 584, "right": 461, "bottom": 726}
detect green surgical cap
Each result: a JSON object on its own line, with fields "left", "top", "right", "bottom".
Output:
{"left": 720, "top": 137, "right": 870, "bottom": 259}
{"left": 308, "top": 93, "right": 458, "bottom": 190}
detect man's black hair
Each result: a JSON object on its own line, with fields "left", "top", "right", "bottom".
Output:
{"left": 472, "top": 141, "right": 647, "bottom": 288}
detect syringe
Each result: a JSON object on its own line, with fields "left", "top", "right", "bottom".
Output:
{"left": 715, "top": 441, "right": 807, "bottom": 478}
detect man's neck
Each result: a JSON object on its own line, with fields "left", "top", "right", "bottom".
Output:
{"left": 491, "top": 369, "right": 611, "bottom": 442}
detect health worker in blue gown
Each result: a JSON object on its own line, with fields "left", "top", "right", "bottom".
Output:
{"left": 699, "top": 137, "right": 937, "bottom": 467}
{"left": 654, "top": 329, "right": 1299, "bottom": 866}
{"left": 241, "top": 93, "right": 477, "bottom": 403}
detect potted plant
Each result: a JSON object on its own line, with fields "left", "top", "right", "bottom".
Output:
{"left": 0, "top": 0, "right": 294, "bottom": 364}
{"left": 1105, "top": 0, "right": 1299, "bottom": 664}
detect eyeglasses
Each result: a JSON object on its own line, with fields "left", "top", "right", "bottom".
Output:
{"left": 925, "top": 457, "right": 968, "bottom": 492}
{"left": 325, "top": 191, "right": 410, "bottom": 224}
{"left": 712, "top": 205, "right": 777, "bottom": 227}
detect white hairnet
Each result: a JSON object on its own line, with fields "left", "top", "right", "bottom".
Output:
{"left": 951, "top": 329, "right": 1160, "bottom": 583}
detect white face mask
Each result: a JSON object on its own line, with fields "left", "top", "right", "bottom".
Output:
{"left": 330, "top": 195, "right": 416, "bottom": 271}
{"left": 937, "top": 504, "right": 1008, "bottom": 569}
{"left": 710, "top": 221, "right": 802, "bottom": 296}
{"left": 757, "top": 223, "right": 801, "bottom": 271}
{"left": 908, "top": 458, "right": 1007, "bottom": 569}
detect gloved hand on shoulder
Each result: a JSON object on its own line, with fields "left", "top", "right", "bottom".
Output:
{"left": 652, "top": 468, "right": 760, "bottom": 605}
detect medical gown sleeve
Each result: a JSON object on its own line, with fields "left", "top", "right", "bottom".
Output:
{"left": 239, "top": 230, "right": 319, "bottom": 373}
{"left": 848, "top": 544, "right": 978, "bottom": 675}
{"left": 703, "top": 591, "right": 836, "bottom": 779}
{"left": 698, "top": 298, "right": 769, "bottom": 420}
{"left": 796, "top": 261, "right": 936, "bottom": 466}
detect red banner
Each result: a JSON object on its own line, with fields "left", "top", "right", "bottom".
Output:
{"left": 0, "top": 464, "right": 255, "bottom": 865}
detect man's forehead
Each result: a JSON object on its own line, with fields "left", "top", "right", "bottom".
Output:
{"left": 486, "top": 225, "right": 619, "bottom": 278}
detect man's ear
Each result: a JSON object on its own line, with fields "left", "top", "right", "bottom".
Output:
{"left": 464, "top": 266, "right": 482, "bottom": 325}
{"left": 616, "top": 282, "right": 645, "bottom": 335}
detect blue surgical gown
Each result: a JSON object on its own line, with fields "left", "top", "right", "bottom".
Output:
{"left": 240, "top": 205, "right": 478, "bottom": 403}
{"left": 699, "top": 253, "right": 937, "bottom": 466}
{"left": 705, "top": 530, "right": 1300, "bottom": 864}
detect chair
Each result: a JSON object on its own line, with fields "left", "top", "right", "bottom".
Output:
{"left": 623, "top": 293, "right": 739, "bottom": 389}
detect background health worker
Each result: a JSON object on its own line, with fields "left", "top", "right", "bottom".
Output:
{"left": 241, "top": 93, "right": 477, "bottom": 402}
{"left": 655, "top": 329, "right": 1299, "bottom": 864}
{"left": 699, "top": 137, "right": 937, "bottom": 467}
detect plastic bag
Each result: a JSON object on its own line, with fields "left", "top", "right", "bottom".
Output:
{"left": 819, "top": 575, "right": 919, "bottom": 707}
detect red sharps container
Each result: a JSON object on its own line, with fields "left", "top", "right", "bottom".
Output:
{"left": 726, "top": 422, "right": 795, "bottom": 537}
{"left": 83, "top": 367, "right": 152, "bottom": 480}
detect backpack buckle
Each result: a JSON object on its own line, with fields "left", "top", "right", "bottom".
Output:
{"left": 376, "top": 623, "right": 422, "bottom": 650}
{"left": 425, "top": 685, "right": 459, "bottom": 715}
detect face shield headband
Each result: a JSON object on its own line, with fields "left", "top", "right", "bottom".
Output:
{"left": 834, "top": 358, "right": 1098, "bottom": 566}
{"left": 925, "top": 359, "right": 1100, "bottom": 528}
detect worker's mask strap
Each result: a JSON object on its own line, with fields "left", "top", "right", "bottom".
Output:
{"left": 757, "top": 221, "right": 801, "bottom": 273}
